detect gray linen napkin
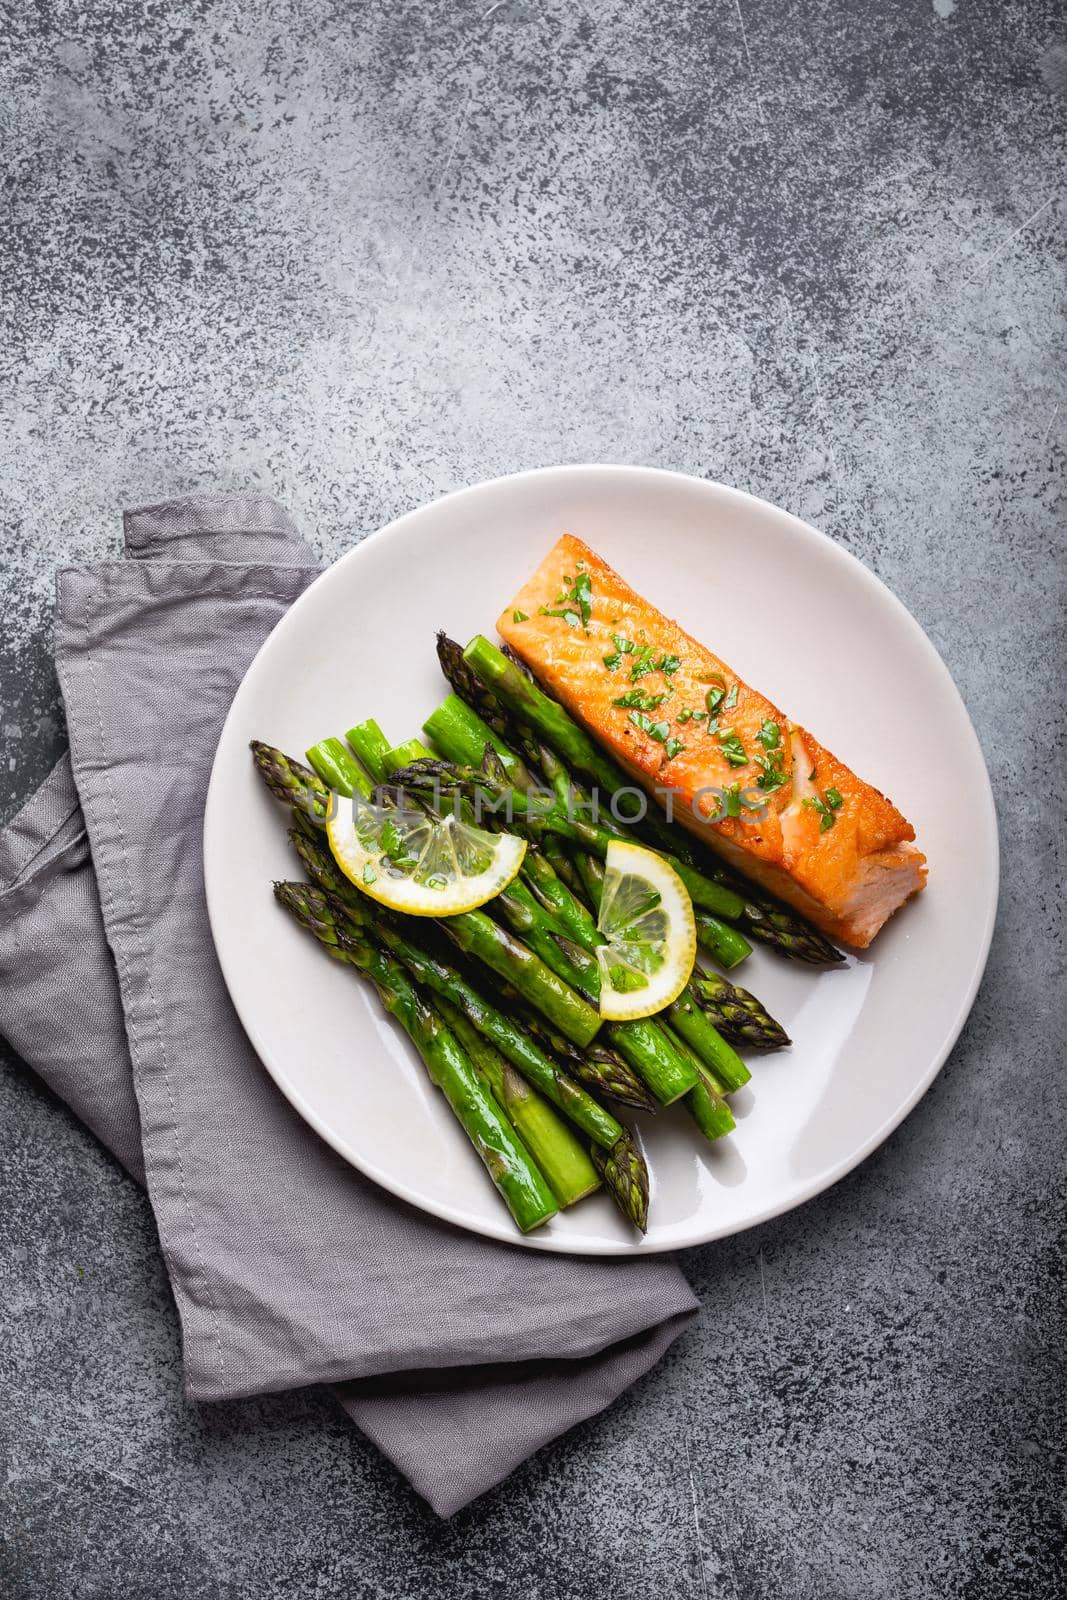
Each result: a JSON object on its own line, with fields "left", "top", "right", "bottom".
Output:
{"left": 0, "top": 493, "right": 698, "bottom": 1515}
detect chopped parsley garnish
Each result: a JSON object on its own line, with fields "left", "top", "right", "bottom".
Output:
{"left": 628, "top": 711, "right": 671, "bottom": 742}
{"left": 602, "top": 652, "right": 622, "bottom": 670}
{"left": 721, "top": 783, "right": 743, "bottom": 818}
{"left": 607, "top": 964, "right": 649, "bottom": 993}
{"left": 718, "top": 728, "right": 748, "bottom": 768}
{"left": 663, "top": 736, "right": 685, "bottom": 760}
{"left": 720, "top": 783, "right": 761, "bottom": 819}
{"left": 362, "top": 863, "right": 378, "bottom": 885}
{"left": 512, "top": 609, "right": 528, "bottom": 623}
{"left": 705, "top": 684, "right": 726, "bottom": 716}
{"left": 657, "top": 653, "right": 681, "bottom": 676}
{"left": 540, "top": 605, "right": 580, "bottom": 627}
{"left": 757, "top": 720, "right": 780, "bottom": 750}
{"left": 754, "top": 752, "right": 788, "bottom": 792}
{"left": 723, "top": 683, "right": 739, "bottom": 711}
{"left": 538, "top": 567, "right": 593, "bottom": 632}
{"left": 613, "top": 634, "right": 636, "bottom": 654}
{"left": 629, "top": 645, "right": 657, "bottom": 681}
{"left": 380, "top": 819, "right": 412, "bottom": 864}
{"left": 613, "top": 689, "right": 668, "bottom": 712}
{"left": 803, "top": 788, "right": 845, "bottom": 831}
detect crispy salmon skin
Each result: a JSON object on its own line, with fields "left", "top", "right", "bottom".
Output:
{"left": 498, "top": 535, "right": 926, "bottom": 948}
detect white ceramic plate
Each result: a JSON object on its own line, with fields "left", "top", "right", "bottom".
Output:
{"left": 204, "top": 466, "right": 997, "bottom": 1254}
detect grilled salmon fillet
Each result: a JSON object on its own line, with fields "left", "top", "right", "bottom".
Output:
{"left": 498, "top": 535, "right": 926, "bottom": 948}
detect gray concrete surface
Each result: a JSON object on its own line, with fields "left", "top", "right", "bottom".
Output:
{"left": 1, "top": 2, "right": 1064, "bottom": 1596}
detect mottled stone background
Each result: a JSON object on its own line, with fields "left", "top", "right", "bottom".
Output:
{"left": 1, "top": 1, "right": 1064, "bottom": 1596}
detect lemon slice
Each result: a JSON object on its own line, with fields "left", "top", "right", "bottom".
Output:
{"left": 595, "top": 840, "right": 697, "bottom": 1019}
{"left": 326, "top": 795, "right": 526, "bottom": 916}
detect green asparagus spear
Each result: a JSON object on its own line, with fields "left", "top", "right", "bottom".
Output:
{"left": 591, "top": 1133, "right": 649, "bottom": 1233}
{"left": 436, "top": 632, "right": 522, "bottom": 748}
{"left": 437, "top": 999, "right": 601, "bottom": 1208}
{"left": 683, "top": 1075, "right": 737, "bottom": 1142}
{"left": 251, "top": 740, "right": 331, "bottom": 820}
{"left": 306, "top": 738, "right": 373, "bottom": 799}
{"left": 438, "top": 905, "right": 601, "bottom": 1048}
{"left": 694, "top": 972, "right": 791, "bottom": 1050}
{"left": 344, "top": 718, "right": 393, "bottom": 785}
{"left": 463, "top": 632, "right": 645, "bottom": 802}
{"left": 424, "top": 691, "right": 539, "bottom": 793}
{"left": 667, "top": 1028, "right": 737, "bottom": 1142}
{"left": 540, "top": 835, "right": 590, "bottom": 902}
{"left": 383, "top": 737, "right": 434, "bottom": 775}
{"left": 726, "top": 895, "right": 844, "bottom": 965}
{"left": 663, "top": 993, "right": 751, "bottom": 1093}
{"left": 695, "top": 913, "right": 754, "bottom": 970}
{"left": 518, "top": 1014, "right": 658, "bottom": 1114}
{"left": 275, "top": 881, "right": 557, "bottom": 1232}
{"left": 436, "top": 636, "right": 602, "bottom": 810}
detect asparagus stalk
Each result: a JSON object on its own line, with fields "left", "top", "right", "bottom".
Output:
{"left": 383, "top": 737, "right": 434, "bottom": 775}
{"left": 591, "top": 1136, "right": 650, "bottom": 1233}
{"left": 728, "top": 895, "right": 844, "bottom": 965}
{"left": 251, "top": 740, "right": 331, "bottom": 821}
{"left": 458, "top": 637, "right": 844, "bottom": 965}
{"left": 518, "top": 1014, "right": 658, "bottom": 1114}
{"left": 344, "top": 718, "right": 393, "bottom": 784}
{"left": 424, "top": 690, "right": 539, "bottom": 792}
{"left": 437, "top": 999, "right": 601, "bottom": 1208}
{"left": 463, "top": 632, "right": 649, "bottom": 807}
{"left": 540, "top": 835, "right": 589, "bottom": 902}
{"left": 438, "top": 905, "right": 601, "bottom": 1049}
{"left": 695, "top": 913, "right": 754, "bottom": 971}
{"left": 306, "top": 738, "right": 372, "bottom": 799}
{"left": 436, "top": 633, "right": 527, "bottom": 752}
{"left": 683, "top": 1074, "right": 737, "bottom": 1142}
{"left": 662, "top": 993, "right": 751, "bottom": 1094}
{"left": 275, "top": 881, "right": 557, "bottom": 1232}
{"left": 694, "top": 972, "right": 791, "bottom": 1051}
{"left": 667, "top": 1028, "right": 737, "bottom": 1142}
